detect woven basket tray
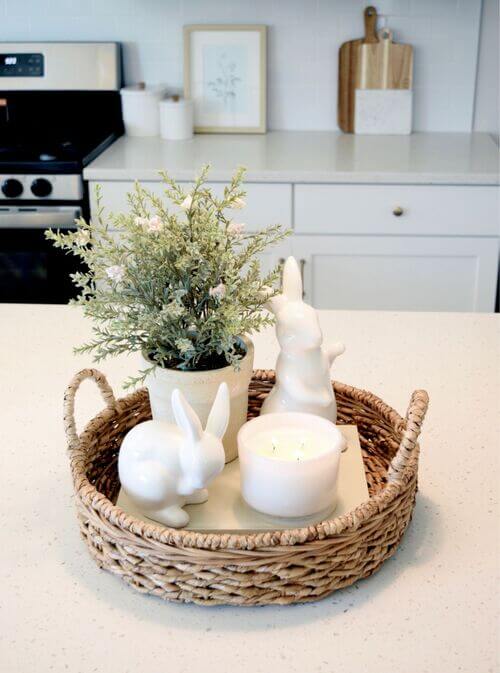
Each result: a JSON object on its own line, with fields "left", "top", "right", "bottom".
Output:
{"left": 64, "top": 369, "right": 428, "bottom": 606}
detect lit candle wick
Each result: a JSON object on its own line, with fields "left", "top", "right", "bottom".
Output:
{"left": 294, "top": 442, "right": 306, "bottom": 461}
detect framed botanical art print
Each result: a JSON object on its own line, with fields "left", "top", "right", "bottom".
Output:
{"left": 184, "top": 25, "right": 267, "bottom": 134}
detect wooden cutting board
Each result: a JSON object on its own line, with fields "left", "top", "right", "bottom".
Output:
{"left": 338, "top": 5, "right": 378, "bottom": 133}
{"left": 358, "top": 29, "right": 413, "bottom": 89}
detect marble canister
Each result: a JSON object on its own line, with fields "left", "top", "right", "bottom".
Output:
{"left": 354, "top": 89, "right": 413, "bottom": 135}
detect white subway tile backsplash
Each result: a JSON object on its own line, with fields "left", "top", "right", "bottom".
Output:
{"left": 0, "top": 0, "right": 482, "bottom": 132}
{"left": 409, "top": 0, "right": 458, "bottom": 18}
{"left": 375, "top": 0, "right": 411, "bottom": 17}
{"left": 90, "top": 1, "right": 134, "bottom": 17}
{"left": 316, "top": 0, "right": 366, "bottom": 16}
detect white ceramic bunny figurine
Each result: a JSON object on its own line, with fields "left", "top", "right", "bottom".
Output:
{"left": 118, "top": 382, "right": 229, "bottom": 528}
{"left": 261, "top": 256, "right": 345, "bottom": 422}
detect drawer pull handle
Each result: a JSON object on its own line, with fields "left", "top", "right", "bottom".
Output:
{"left": 393, "top": 206, "right": 404, "bottom": 217}
{"left": 299, "top": 258, "right": 306, "bottom": 299}
{"left": 278, "top": 257, "right": 285, "bottom": 289}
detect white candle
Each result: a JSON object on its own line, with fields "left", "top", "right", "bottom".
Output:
{"left": 238, "top": 413, "right": 346, "bottom": 519}
{"left": 252, "top": 428, "right": 331, "bottom": 460}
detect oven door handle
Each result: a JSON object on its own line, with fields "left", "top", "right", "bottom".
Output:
{"left": 0, "top": 208, "right": 81, "bottom": 229}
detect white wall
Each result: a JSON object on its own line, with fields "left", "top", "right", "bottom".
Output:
{"left": 473, "top": 0, "right": 499, "bottom": 143}
{"left": 0, "top": 0, "right": 484, "bottom": 132}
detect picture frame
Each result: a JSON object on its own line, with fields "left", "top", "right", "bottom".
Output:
{"left": 184, "top": 24, "right": 267, "bottom": 134}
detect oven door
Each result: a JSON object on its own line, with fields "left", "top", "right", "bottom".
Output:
{"left": 0, "top": 206, "right": 84, "bottom": 303}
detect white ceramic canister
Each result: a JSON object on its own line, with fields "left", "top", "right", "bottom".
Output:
{"left": 140, "top": 337, "right": 254, "bottom": 463}
{"left": 120, "top": 83, "right": 166, "bottom": 137}
{"left": 159, "top": 96, "right": 194, "bottom": 140}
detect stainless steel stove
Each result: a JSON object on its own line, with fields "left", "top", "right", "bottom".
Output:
{"left": 0, "top": 42, "right": 123, "bottom": 303}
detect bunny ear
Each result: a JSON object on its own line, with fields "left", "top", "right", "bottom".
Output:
{"left": 171, "top": 389, "right": 203, "bottom": 443}
{"left": 282, "top": 256, "right": 303, "bottom": 302}
{"left": 266, "top": 293, "right": 287, "bottom": 316}
{"left": 205, "top": 382, "right": 230, "bottom": 439}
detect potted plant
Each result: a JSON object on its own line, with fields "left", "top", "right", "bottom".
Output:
{"left": 46, "top": 166, "right": 287, "bottom": 462}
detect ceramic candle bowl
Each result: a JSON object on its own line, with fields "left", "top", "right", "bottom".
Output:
{"left": 238, "top": 412, "right": 346, "bottom": 519}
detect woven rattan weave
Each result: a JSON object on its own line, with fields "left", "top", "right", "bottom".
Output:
{"left": 64, "top": 368, "right": 428, "bottom": 606}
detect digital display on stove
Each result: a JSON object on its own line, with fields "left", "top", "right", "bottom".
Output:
{"left": 0, "top": 53, "right": 44, "bottom": 77}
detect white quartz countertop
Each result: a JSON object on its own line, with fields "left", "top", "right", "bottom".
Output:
{"left": 83, "top": 131, "right": 499, "bottom": 185}
{"left": 1, "top": 305, "right": 499, "bottom": 673}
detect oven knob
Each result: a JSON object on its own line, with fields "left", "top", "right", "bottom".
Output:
{"left": 31, "top": 178, "right": 53, "bottom": 198}
{"left": 1, "top": 178, "right": 24, "bottom": 198}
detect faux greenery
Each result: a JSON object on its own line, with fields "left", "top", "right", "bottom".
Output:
{"left": 46, "top": 165, "right": 288, "bottom": 386}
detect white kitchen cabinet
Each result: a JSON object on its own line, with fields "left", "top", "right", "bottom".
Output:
{"left": 293, "top": 235, "right": 499, "bottom": 312}
{"left": 88, "top": 165, "right": 499, "bottom": 312}
{"left": 89, "top": 181, "right": 292, "bottom": 233}
{"left": 293, "top": 182, "right": 499, "bottom": 311}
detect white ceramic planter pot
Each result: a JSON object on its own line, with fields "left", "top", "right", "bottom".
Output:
{"left": 141, "top": 337, "right": 254, "bottom": 463}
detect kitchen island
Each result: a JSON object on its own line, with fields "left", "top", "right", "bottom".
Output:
{"left": 0, "top": 305, "right": 498, "bottom": 673}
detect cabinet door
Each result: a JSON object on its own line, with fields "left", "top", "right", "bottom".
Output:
{"left": 292, "top": 236, "right": 499, "bottom": 312}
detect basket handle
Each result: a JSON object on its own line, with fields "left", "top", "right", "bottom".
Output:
{"left": 387, "top": 389, "right": 429, "bottom": 484}
{"left": 64, "top": 368, "right": 116, "bottom": 449}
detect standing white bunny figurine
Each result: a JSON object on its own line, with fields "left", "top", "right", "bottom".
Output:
{"left": 261, "top": 257, "right": 345, "bottom": 422}
{"left": 118, "top": 382, "right": 229, "bottom": 528}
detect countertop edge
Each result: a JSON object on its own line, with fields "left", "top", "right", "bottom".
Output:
{"left": 83, "top": 168, "right": 500, "bottom": 185}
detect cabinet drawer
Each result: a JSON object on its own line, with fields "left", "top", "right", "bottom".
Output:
{"left": 294, "top": 184, "right": 499, "bottom": 236}
{"left": 90, "top": 181, "right": 292, "bottom": 232}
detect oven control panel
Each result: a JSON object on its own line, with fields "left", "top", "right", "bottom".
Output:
{"left": 0, "top": 175, "right": 83, "bottom": 201}
{"left": 0, "top": 43, "right": 120, "bottom": 90}
{"left": 0, "top": 53, "right": 44, "bottom": 77}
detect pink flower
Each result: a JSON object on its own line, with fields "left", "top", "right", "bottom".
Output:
{"left": 209, "top": 283, "right": 226, "bottom": 300}
{"left": 180, "top": 194, "right": 193, "bottom": 210}
{"left": 232, "top": 197, "right": 246, "bottom": 210}
{"left": 146, "top": 216, "right": 163, "bottom": 232}
{"left": 106, "top": 265, "right": 125, "bottom": 283}
{"left": 74, "top": 229, "right": 90, "bottom": 246}
{"left": 227, "top": 221, "right": 245, "bottom": 235}
{"left": 134, "top": 216, "right": 148, "bottom": 227}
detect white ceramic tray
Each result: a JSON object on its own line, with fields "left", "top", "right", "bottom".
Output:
{"left": 117, "top": 425, "right": 368, "bottom": 532}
